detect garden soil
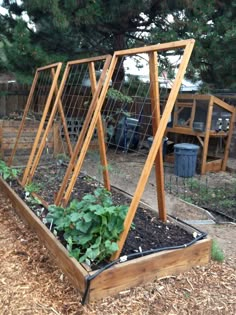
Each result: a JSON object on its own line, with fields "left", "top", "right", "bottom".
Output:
{"left": 0, "top": 153, "right": 236, "bottom": 314}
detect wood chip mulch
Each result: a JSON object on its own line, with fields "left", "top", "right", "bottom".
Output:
{"left": 0, "top": 191, "right": 235, "bottom": 315}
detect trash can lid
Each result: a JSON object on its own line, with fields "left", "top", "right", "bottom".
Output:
{"left": 174, "top": 143, "right": 199, "bottom": 150}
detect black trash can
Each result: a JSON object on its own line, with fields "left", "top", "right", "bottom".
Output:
{"left": 174, "top": 143, "right": 199, "bottom": 177}
{"left": 147, "top": 136, "right": 168, "bottom": 159}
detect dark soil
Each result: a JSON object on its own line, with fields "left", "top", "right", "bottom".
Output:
{"left": 10, "top": 162, "right": 199, "bottom": 268}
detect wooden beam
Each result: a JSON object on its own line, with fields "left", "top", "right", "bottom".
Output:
{"left": 222, "top": 108, "right": 236, "bottom": 171}
{"left": 213, "top": 96, "right": 235, "bottom": 113}
{"left": 51, "top": 68, "right": 73, "bottom": 158}
{"left": 88, "top": 62, "right": 110, "bottom": 191}
{"left": 205, "top": 159, "right": 223, "bottom": 173}
{"left": 190, "top": 98, "right": 196, "bottom": 129}
{"left": 167, "top": 126, "right": 228, "bottom": 138}
{"left": 67, "top": 55, "right": 113, "bottom": 66}
{"left": 112, "top": 39, "right": 195, "bottom": 260}
{"left": 115, "top": 39, "right": 195, "bottom": 56}
{"left": 176, "top": 102, "right": 194, "bottom": 107}
{"left": 89, "top": 238, "right": 211, "bottom": 302}
{"left": 53, "top": 122, "right": 61, "bottom": 155}
{"left": 200, "top": 96, "right": 214, "bottom": 175}
{"left": 177, "top": 94, "right": 211, "bottom": 101}
{"left": 196, "top": 136, "right": 204, "bottom": 147}
{"left": 8, "top": 71, "right": 39, "bottom": 166}
{"left": 37, "top": 62, "right": 64, "bottom": 71}
{"left": 149, "top": 51, "right": 166, "bottom": 222}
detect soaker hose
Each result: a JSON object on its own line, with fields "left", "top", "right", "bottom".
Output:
{"left": 81, "top": 215, "right": 208, "bottom": 304}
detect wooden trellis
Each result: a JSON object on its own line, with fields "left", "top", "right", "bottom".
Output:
{"left": 8, "top": 63, "right": 63, "bottom": 169}
{"left": 23, "top": 55, "right": 112, "bottom": 188}
{"left": 53, "top": 39, "right": 195, "bottom": 259}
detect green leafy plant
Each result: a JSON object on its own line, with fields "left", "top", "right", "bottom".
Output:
{"left": 107, "top": 88, "right": 133, "bottom": 104}
{"left": 25, "top": 182, "right": 41, "bottom": 194}
{"left": 0, "top": 160, "right": 19, "bottom": 180}
{"left": 46, "top": 188, "right": 129, "bottom": 265}
{"left": 55, "top": 153, "right": 70, "bottom": 164}
{"left": 211, "top": 239, "right": 225, "bottom": 262}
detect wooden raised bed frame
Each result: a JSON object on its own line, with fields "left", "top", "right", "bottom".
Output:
{"left": 0, "top": 177, "right": 212, "bottom": 303}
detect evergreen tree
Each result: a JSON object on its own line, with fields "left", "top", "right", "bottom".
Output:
{"left": 0, "top": 0, "right": 236, "bottom": 89}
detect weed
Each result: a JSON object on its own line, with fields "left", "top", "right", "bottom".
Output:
{"left": 180, "top": 195, "right": 194, "bottom": 204}
{"left": 218, "top": 199, "right": 236, "bottom": 209}
{"left": 55, "top": 153, "right": 69, "bottom": 164}
{"left": 211, "top": 239, "right": 225, "bottom": 262}
{"left": 183, "top": 291, "right": 191, "bottom": 299}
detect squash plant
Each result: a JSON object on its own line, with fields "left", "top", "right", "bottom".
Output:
{"left": 46, "top": 188, "right": 128, "bottom": 266}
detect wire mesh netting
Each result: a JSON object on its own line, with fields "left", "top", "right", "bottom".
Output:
{"left": 26, "top": 55, "right": 112, "bottom": 199}
{"left": 8, "top": 63, "right": 62, "bottom": 167}
{"left": 81, "top": 51, "right": 186, "bottom": 202}
{"left": 19, "top": 42, "right": 195, "bottom": 208}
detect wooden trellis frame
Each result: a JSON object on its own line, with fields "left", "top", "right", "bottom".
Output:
{"left": 8, "top": 63, "right": 63, "bottom": 169}
{"left": 166, "top": 94, "right": 235, "bottom": 174}
{"left": 54, "top": 39, "right": 195, "bottom": 259}
{"left": 25, "top": 55, "right": 112, "bottom": 189}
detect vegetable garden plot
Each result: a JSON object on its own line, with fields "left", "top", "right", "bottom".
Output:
{"left": 7, "top": 63, "right": 62, "bottom": 168}
{"left": 3, "top": 40, "right": 212, "bottom": 303}
{"left": 0, "top": 176, "right": 211, "bottom": 303}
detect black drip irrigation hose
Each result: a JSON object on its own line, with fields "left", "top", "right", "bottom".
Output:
{"left": 201, "top": 206, "right": 236, "bottom": 223}
{"left": 81, "top": 215, "right": 208, "bottom": 305}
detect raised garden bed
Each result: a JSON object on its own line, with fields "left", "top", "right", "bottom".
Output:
{"left": 0, "top": 173, "right": 212, "bottom": 303}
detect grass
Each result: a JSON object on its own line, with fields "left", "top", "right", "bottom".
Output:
{"left": 211, "top": 239, "right": 225, "bottom": 262}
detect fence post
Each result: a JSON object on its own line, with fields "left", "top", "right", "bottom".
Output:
{"left": 0, "top": 83, "right": 7, "bottom": 116}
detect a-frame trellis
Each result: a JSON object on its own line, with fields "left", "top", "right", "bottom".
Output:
{"left": 22, "top": 55, "right": 112, "bottom": 189}
{"left": 8, "top": 63, "right": 63, "bottom": 170}
{"left": 53, "top": 39, "right": 195, "bottom": 259}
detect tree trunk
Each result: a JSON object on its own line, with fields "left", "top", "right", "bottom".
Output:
{"left": 112, "top": 33, "right": 126, "bottom": 89}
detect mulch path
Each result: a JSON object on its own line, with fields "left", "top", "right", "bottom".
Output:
{"left": 0, "top": 191, "right": 236, "bottom": 314}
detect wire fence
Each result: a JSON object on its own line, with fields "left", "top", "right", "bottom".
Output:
{"left": 164, "top": 166, "right": 236, "bottom": 220}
